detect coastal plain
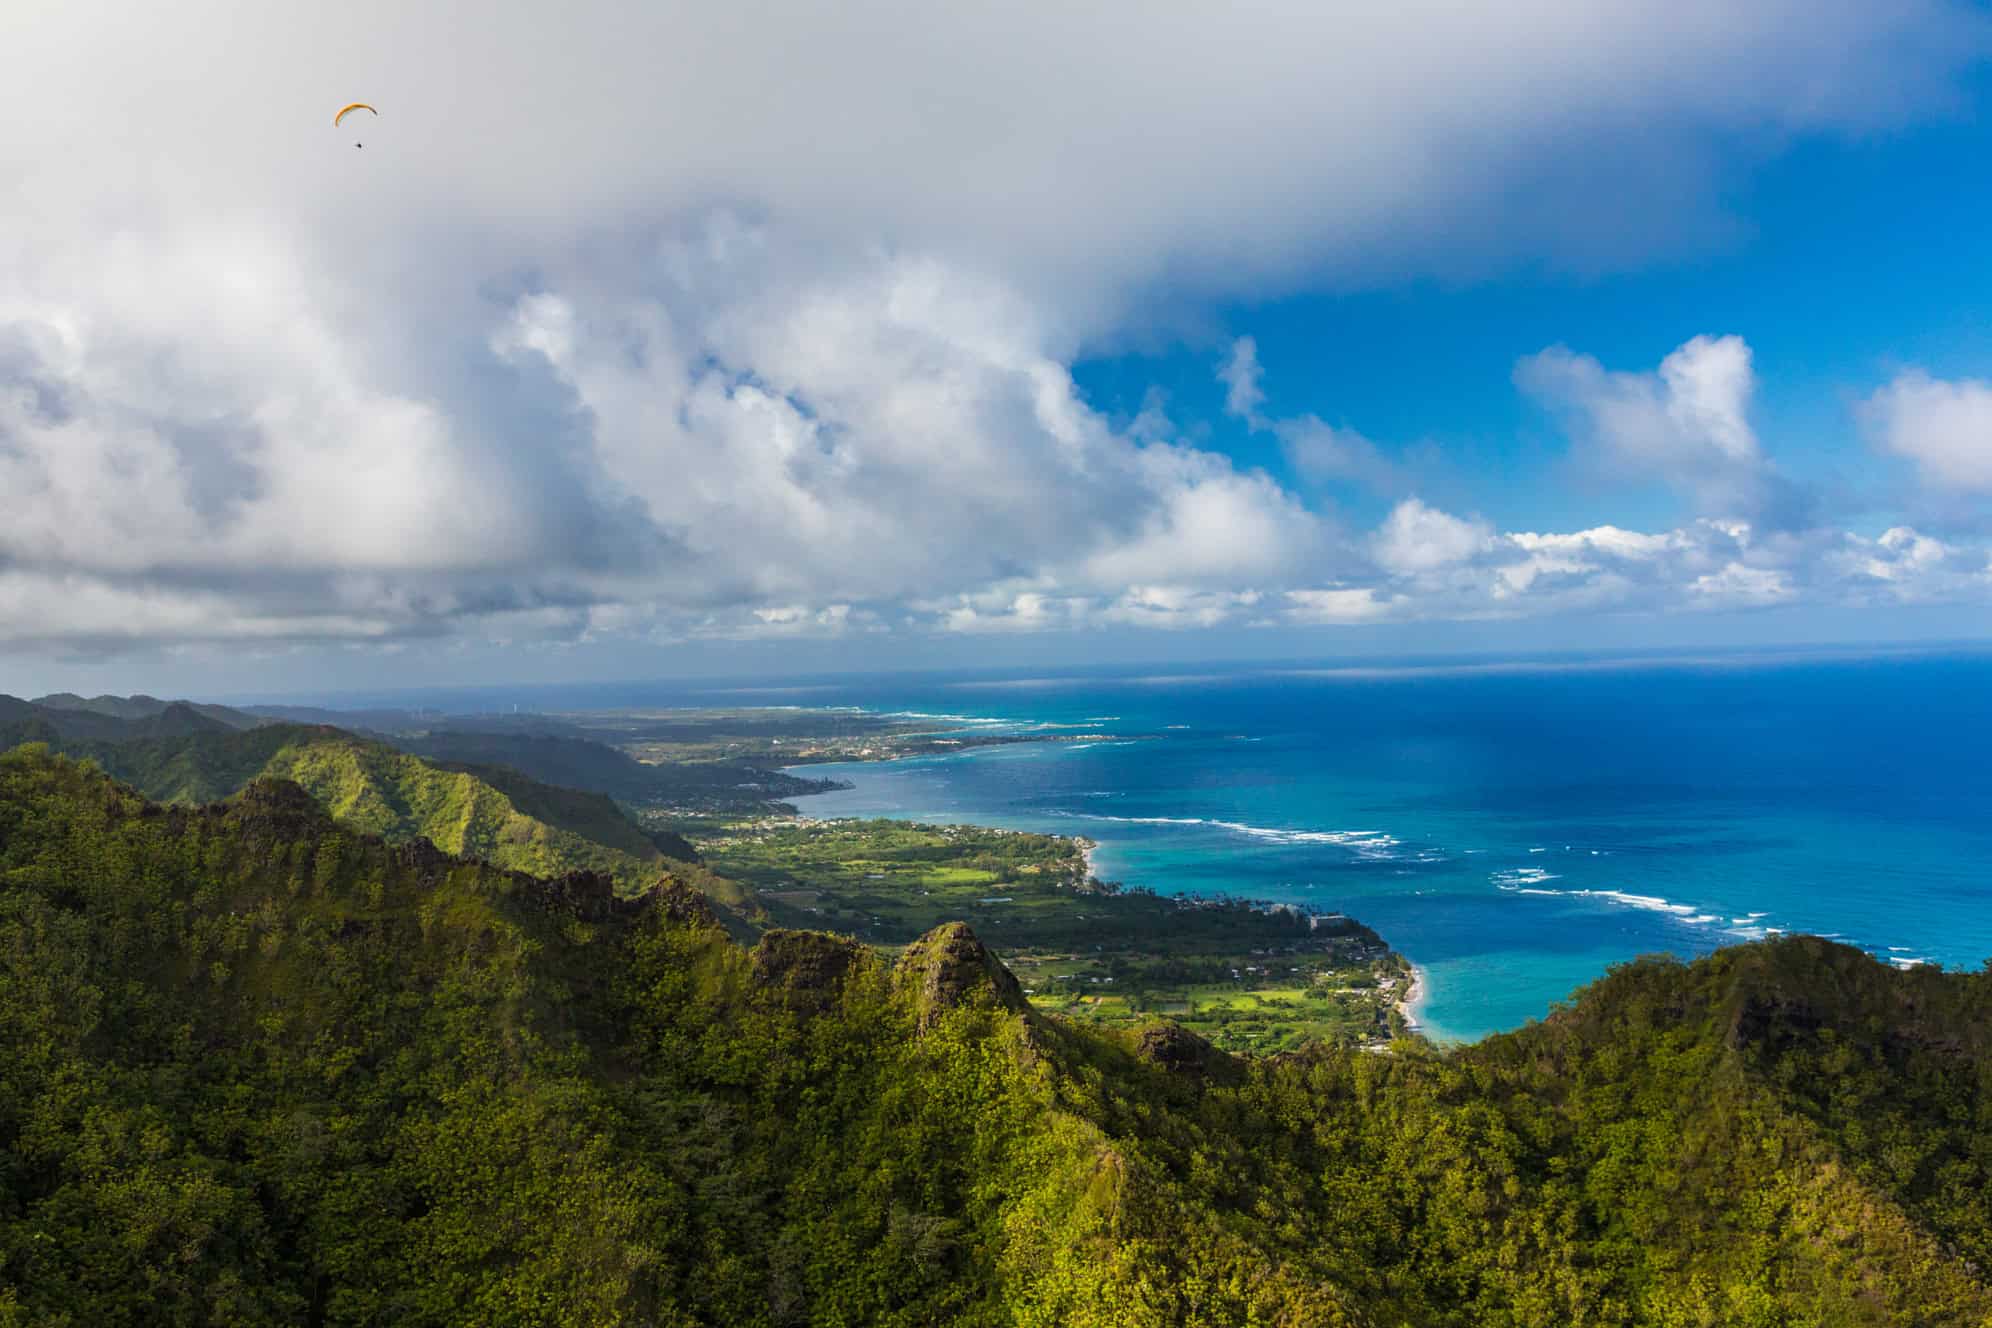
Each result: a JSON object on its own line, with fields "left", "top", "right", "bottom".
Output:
{"left": 691, "top": 816, "right": 1412, "bottom": 1051}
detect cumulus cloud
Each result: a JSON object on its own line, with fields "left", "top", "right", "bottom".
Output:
{"left": 505, "top": 243, "right": 1333, "bottom": 602}
{"left": 3, "top": 1, "right": 1990, "bottom": 664}
{"left": 1515, "top": 333, "right": 1820, "bottom": 528}
{"left": 924, "top": 502, "right": 1992, "bottom": 637}
{"left": 1517, "top": 333, "right": 1758, "bottom": 472}
{"left": 1262, "top": 507, "right": 1990, "bottom": 631}
{"left": 1, "top": 213, "right": 1340, "bottom": 647}
{"left": 0, "top": 223, "right": 681, "bottom": 649}
{"left": 1865, "top": 370, "right": 1992, "bottom": 492}
{"left": 1371, "top": 499, "right": 1496, "bottom": 574}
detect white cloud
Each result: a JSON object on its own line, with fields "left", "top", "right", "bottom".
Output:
{"left": 1659, "top": 335, "right": 1759, "bottom": 463}
{"left": 3, "top": 2, "right": 1990, "bottom": 663}
{"left": 1372, "top": 499, "right": 1495, "bottom": 574}
{"left": 1219, "top": 338, "right": 1265, "bottom": 422}
{"left": 1099, "top": 586, "right": 1261, "bottom": 631}
{"left": 1865, "top": 370, "right": 1992, "bottom": 492}
{"left": 1283, "top": 588, "right": 1397, "bottom": 625}
{"left": 929, "top": 589, "right": 1089, "bottom": 635}
{"left": 1824, "top": 526, "right": 1991, "bottom": 603}
{"left": 10, "top": 2, "right": 1978, "bottom": 303}
{"left": 1516, "top": 333, "right": 1758, "bottom": 473}
{"left": 1218, "top": 340, "right": 1401, "bottom": 496}
{"left": 507, "top": 245, "right": 1333, "bottom": 606}
{"left": 1275, "top": 417, "right": 1401, "bottom": 493}
{"left": 1512, "top": 333, "right": 1821, "bottom": 528}
{"left": 1080, "top": 451, "right": 1328, "bottom": 588}
{"left": 924, "top": 507, "right": 1992, "bottom": 636}
{"left": 1688, "top": 562, "right": 1793, "bottom": 607}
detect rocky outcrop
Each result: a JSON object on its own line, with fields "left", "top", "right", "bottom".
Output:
{"left": 894, "top": 922, "right": 1026, "bottom": 1032}
{"left": 223, "top": 775, "right": 324, "bottom": 821}
{"left": 218, "top": 777, "right": 336, "bottom": 847}
{"left": 750, "top": 929, "right": 867, "bottom": 1012}
{"left": 517, "top": 869, "right": 630, "bottom": 923}
{"left": 643, "top": 877, "right": 723, "bottom": 930}
{"left": 1133, "top": 1021, "right": 1241, "bottom": 1084}
{"left": 389, "top": 836, "right": 457, "bottom": 877}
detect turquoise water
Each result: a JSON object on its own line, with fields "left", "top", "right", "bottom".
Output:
{"left": 327, "top": 649, "right": 1992, "bottom": 1041}
{"left": 750, "top": 653, "right": 1992, "bottom": 1041}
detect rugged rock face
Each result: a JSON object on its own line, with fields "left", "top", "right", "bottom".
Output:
{"left": 1134, "top": 1021, "right": 1241, "bottom": 1084}
{"left": 517, "top": 869, "right": 632, "bottom": 923}
{"left": 750, "top": 929, "right": 867, "bottom": 1012}
{"left": 894, "top": 922, "right": 1026, "bottom": 1031}
{"left": 388, "top": 836, "right": 456, "bottom": 876}
{"left": 216, "top": 777, "right": 337, "bottom": 850}
{"left": 221, "top": 775, "right": 324, "bottom": 825}
{"left": 644, "top": 877, "right": 723, "bottom": 930}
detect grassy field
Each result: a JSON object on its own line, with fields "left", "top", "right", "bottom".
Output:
{"left": 694, "top": 815, "right": 1412, "bottom": 1051}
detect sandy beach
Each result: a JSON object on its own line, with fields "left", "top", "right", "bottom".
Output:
{"left": 1398, "top": 962, "right": 1429, "bottom": 1035}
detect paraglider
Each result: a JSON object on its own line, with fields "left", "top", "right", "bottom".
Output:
{"left": 335, "top": 102, "right": 376, "bottom": 148}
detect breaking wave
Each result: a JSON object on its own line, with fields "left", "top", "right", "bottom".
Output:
{"left": 1056, "top": 811, "right": 1404, "bottom": 857}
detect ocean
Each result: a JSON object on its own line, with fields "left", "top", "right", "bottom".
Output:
{"left": 753, "top": 650, "right": 1992, "bottom": 1041}
{"left": 321, "top": 648, "right": 1992, "bottom": 1042}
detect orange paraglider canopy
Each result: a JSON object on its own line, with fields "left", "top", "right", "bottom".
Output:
{"left": 333, "top": 102, "right": 377, "bottom": 126}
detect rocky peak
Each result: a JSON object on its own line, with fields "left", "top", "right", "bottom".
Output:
{"left": 642, "top": 877, "right": 723, "bottom": 930}
{"left": 221, "top": 777, "right": 333, "bottom": 842}
{"left": 1133, "top": 1021, "right": 1241, "bottom": 1084}
{"left": 894, "top": 922, "right": 1026, "bottom": 1031}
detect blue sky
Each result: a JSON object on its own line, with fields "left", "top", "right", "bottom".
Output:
{"left": 5, "top": 1, "right": 1992, "bottom": 698}
{"left": 1077, "top": 82, "right": 1992, "bottom": 538}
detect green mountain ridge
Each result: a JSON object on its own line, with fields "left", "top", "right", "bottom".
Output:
{"left": 390, "top": 728, "right": 848, "bottom": 815}
{"left": 0, "top": 695, "right": 240, "bottom": 744}
{"left": 0, "top": 708, "right": 726, "bottom": 906}
{"left": 252, "top": 735, "right": 673, "bottom": 888}
{"left": 1, "top": 747, "right": 1989, "bottom": 1326}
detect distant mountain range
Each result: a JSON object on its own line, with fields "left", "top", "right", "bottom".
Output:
{"left": 31, "top": 690, "right": 266, "bottom": 730}
{"left": 0, "top": 695, "right": 755, "bottom": 930}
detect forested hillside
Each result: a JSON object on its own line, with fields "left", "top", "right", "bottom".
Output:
{"left": 392, "top": 728, "right": 844, "bottom": 814}
{"left": 0, "top": 709, "right": 726, "bottom": 902}
{"left": 2, "top": 746, "right": 1989, "bottom": 1326}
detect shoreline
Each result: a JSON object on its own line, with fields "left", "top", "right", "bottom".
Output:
{"left": 784, "top": 755, "right": 1406, "bottom": 929}
{"left": 1398, "top": 962, "right": 1428, "bottom": 1036}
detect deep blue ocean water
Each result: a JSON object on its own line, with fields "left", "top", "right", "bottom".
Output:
{"left": 312, "top": 649, "right": 1992, "bottom": 1042}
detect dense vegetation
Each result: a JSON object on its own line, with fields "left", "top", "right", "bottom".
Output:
{"left": 0, "top": 705, "right": 696, "bottom": 893}
{"left": 3, "top": 747, "right": 1990, "bottom": 1325}
{"left": 390, "top": 729, "right": 844, "bottom": 816}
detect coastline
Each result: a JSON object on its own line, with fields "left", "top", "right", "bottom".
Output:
{"left": 781, "top": 755, "right": 1423, "bottom": 1028}
{"left": 1398, "top": 962, "right": 1428, "bottom": 1037}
